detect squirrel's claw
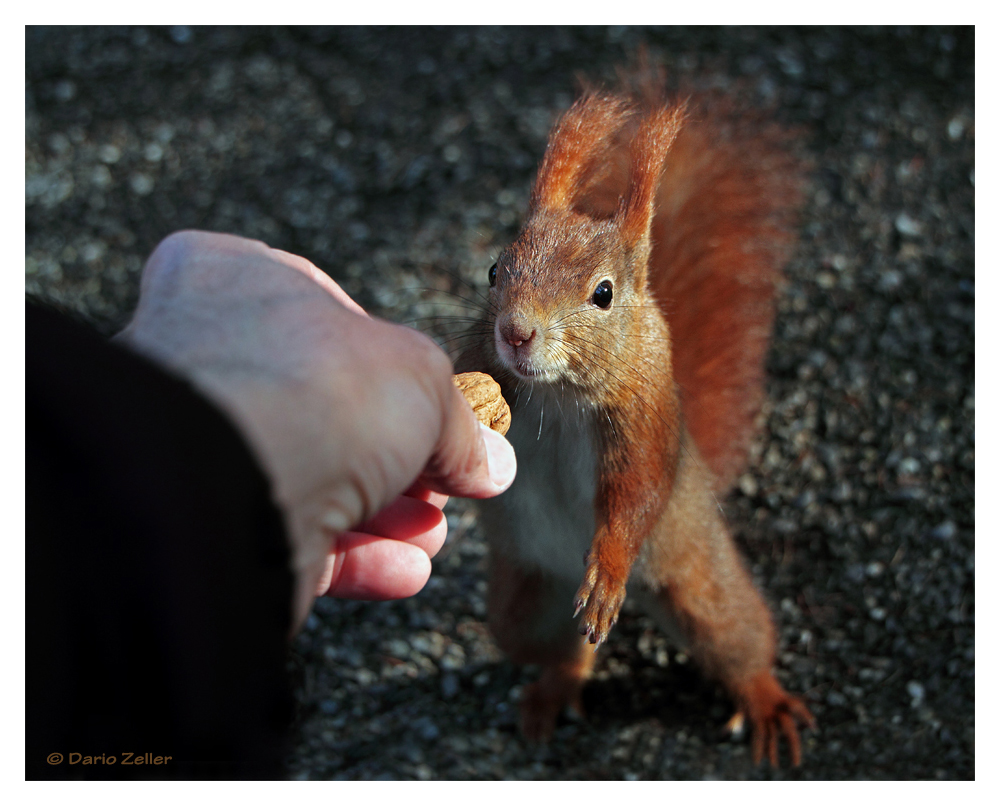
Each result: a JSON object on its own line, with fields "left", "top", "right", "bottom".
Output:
{"left": 573, "top": 561, "right": 626, "bottom": 647}
{"left": 724, "top": 710, "right": 746, "bottom": 739}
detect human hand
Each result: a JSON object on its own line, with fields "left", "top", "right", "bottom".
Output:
{"left": 117, "top": 231, "right": 516, "bottom": 631}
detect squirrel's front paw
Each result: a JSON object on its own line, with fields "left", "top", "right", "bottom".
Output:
{"left": 573, "top": 557, "right": 627, "bottom": 646}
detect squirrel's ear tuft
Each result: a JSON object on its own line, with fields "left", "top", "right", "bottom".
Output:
{"left": 616, "top": 104, "right": 686, "bottom": 249}
{"left": 529, "top": 94, "right": 634, "bottom": 215}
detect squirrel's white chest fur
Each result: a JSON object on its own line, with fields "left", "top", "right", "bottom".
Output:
{"left": 477, "top": 383, "right": 687, "bottom": 646}
{"left": 477, "top": 385, "right": 598, "bottom": 584}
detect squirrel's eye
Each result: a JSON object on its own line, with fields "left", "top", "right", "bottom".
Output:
{"left": 488, "top": 263, "right": 497, "bottom": 287}
{"left": 592, "top": 280, "right": 613, "bottom": 309}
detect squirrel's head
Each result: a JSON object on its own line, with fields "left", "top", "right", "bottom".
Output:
{"left": 485, "top": 93, "right": 684, "bottom": 403}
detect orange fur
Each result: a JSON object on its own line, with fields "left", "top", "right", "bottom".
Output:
{"left": 650, "top": 98, "right": 803, "bottom": 490}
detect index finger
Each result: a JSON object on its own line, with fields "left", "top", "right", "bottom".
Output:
{"left": 268, "top": 248, "right": 368, "bottom": 316}
{"left": 404, "top": 481, "right": 449, "bottom": 510}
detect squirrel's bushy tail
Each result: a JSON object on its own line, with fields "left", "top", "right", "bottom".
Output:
{"left": 649, "top": 95, "right": 805, "bottom": 491}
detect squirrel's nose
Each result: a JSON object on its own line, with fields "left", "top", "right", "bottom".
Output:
{"left": 500, "top": 320, "right": 536, "bottom": 349}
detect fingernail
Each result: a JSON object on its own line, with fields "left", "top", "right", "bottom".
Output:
{"left": 321, "top": 509, "right": 350, "bottom": 533}
{"left": 480, "top": 423, "right": 516, "bottom": 490}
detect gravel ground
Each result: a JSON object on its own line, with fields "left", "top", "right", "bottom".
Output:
{"left": 26, "top": 26, "right": 974, "bottom": 780}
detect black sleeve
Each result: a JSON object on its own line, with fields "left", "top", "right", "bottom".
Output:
{"left": 26, "top": 301, "right": 295, "bottom": 780}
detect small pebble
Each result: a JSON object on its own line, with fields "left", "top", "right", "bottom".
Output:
{"left": 895, "top": 213, "right": 924, "bottom": 237}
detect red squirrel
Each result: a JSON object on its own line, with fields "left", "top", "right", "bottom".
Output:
{"left": 454, "top": 80, "right": 815, "bottom": 766}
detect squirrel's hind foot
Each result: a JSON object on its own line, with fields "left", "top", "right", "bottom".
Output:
{"left": 518, "top": 649, "right": 594, "bottom": 742}
{"left": 731, "top": 671, "right": 816, "bottom": 767}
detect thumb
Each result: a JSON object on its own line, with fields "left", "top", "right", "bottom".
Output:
{"left": 418, "top": 383, "right": 516, "bottom": 499}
